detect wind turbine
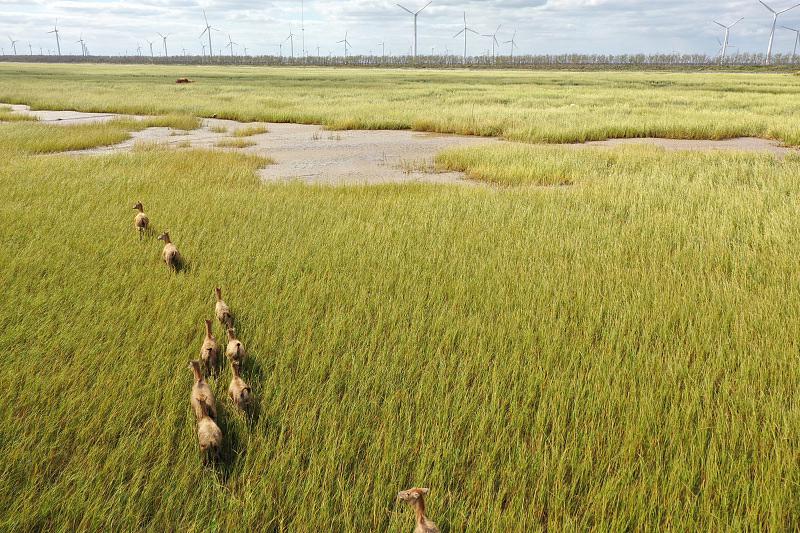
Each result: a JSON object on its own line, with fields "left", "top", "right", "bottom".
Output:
{"left": 146, "top": 39, "right": 154, "bottom": 58}
{"left": 136, "top": 43, "right": 142, "bottom": 56}
{"left": 301, "top": 0, "right": 306, "bottom": 58}
{"left": 782, "top": 25, "right": 800, "bottom": 60}
{"left": 286, "top": 27, "right": 296, "bottom": 59}
{"left": 8, "top": 36, "right": 18, "bottom": 55}
{"left": 453, "top": 12, "right": 478, "bottom": 64}
{"left": 226, "top": 34, "right": 237, "bottom": 57}
{"left": 28, "top": 42, "right": 33, "bottom": 55}
{"left": 75, "top": 35, "right": 86, "bottom": 57}
{"left": 759, "top": 1, "right": 800, "bottom": 63}
{"left": 157, "top": 32, "right": 170, "bottom": 57}
{"left": 379, "top": 41, "right": 386, "bottom": 62}
{"left": 397, "top": 1, "right": 432, "bottom": 59}
{"left": 200, "top": 10, "right": 219, "bottom": 58}
{"left": 713, "top": 18, "right": 743, "bottom": 63}
{"left": 48, "top": 20, "right": 61, "bottom": 56}
{"left": 504, "top": 29, "right": 518, "bottom": 61}
{"left": 337, "top": 31, "right": 351, "bottom": 59}
{"left": 201, "top": 42, "right": 206, "bottom": 57}
{"left": 482, "top": 25, "right": 501, "bottom": 61}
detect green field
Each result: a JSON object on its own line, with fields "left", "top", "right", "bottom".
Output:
{"left": 2, "top": 64, "right": 800, "bottom": 531}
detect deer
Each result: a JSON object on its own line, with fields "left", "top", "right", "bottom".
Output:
{"left": 397, "top": 488, "right": 440, "bottom": 533}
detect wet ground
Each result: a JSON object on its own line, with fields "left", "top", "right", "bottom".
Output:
{"left": 5, "top": 103, "right": 796, "bottom": 185}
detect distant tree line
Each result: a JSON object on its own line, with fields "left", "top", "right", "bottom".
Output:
{"left": 1, "top": 53, "right": 798, "bottom": 70}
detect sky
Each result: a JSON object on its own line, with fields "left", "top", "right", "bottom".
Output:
{"left": 1, "top": 0, "right": 799, "bottom": 57}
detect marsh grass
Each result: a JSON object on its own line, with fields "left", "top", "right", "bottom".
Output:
{"left": 233, "top": 125, "right": 269, "bottom": 137}
{"left": 209, "top": 125, "right": 228, "bottom": 133}
{"left": 3, "top": 64, "right": 800, "bottom": 145}
{"left": 2, "top": 116, "right": 800, "bottom": 530}
{"left": 0, "top": 115, "right": 199, "bottom": 154}
{"left": 215, "top": 138, "right": 257, "bottom": 148}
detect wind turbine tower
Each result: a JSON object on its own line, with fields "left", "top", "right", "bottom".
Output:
{"left": 482, "top": 25, "right": 501, "bottom": 62}
{"left": 8, "top": 36, "right": 18, "bottom": 55}
{"left": 226, "top": 34, "right": 238, "bottom": 57}
{"left": 397, "top": 1, "right": 432, "bottom": 59}
{"left": 713, "top": 18, "right": 743, "bottom": 63}
{"left": 200, "top": 10, "right": 217, "bottom": 58}
{"left": 504, "top": 29, "right": 518, "bottom": 61}
{"left": 337, "top": 31, "right": 351, "bottom": 59}
{"left": 146, "top": 39, "right": 154, "bottom": 58}
{"left": 157, "top": 33, "right": 170, "bottom": 57}
{"left": 301, "top": 0, "right": 306, "bottom": 59}
{"left": 453, "top": 12, "right": 478, "bottom": 64}
{"left": 48, "top": 20, "right": 61, "bottom": 56}
{"left": 759, "top": 0, "right": 800, "bottom": 63}
{"left": 76, "top": 35, "right": 86, "bottom": 57}
{"left": 286, "top": 27, "right": 296, "bottom": 60}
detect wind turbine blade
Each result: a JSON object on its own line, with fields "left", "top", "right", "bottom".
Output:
{"left": 453, "top": 29, "right": 465, "bottom": 38}
{"left": 467, "top": 28, "right": 479, "bottom": 35}
{"left": 417, "top": 1, "right": 432, "bottom": 14}
{"left": 397, "top": 4, "right": 414, "bottom": 14}
{"left": 200, "top": 28, "right": 208, "bottom": 38}
{"left": 730, "top": 17, "right": 744, "bottom": 27}
{"left": 778, "top": 2, "right": 800, "bottom": 14}
{"left": 781, "top": 25, "right": 799, "bottom": 30}
{"left": 713, "top": 21, "right": 726, "bottom": 28}
{"left": 759, "top": 0, "right": 777, "bottom": 13}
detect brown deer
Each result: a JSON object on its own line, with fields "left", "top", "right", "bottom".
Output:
{"left": 156, "top": 231, "right": 181, "bottom": 270}
{"left": 397, "top": 488, "right": 439, "bottom": 533}
{"left": 214, "top": 287, "right": 233, "bottom": 329}
{"left": 196, "top": 397, "right": 222, "bottom": 464}
{"left": 228, "top": 360, "right": 252, "bottom": 410}
{"left": 132, "top": 201, "right": 149, "bottom": 240}
{"left": 225, "top": 328, "right": 246, "bottom": 370}
{"left": 189, "top": 360, "right": 217, "bottom": 421}
{"left": 199, "top": 319, "right": 219, "bottom": 377}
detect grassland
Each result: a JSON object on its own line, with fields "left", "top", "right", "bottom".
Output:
{"left": 1, "top": 63, "right": 800, "bottom": 145}
{"left": 3, "top": 66, "right": 800, "bottom": 531}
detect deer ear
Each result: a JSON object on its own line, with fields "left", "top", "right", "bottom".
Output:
{"left": 420, "top": 488, "right": 430, "bottom": 495}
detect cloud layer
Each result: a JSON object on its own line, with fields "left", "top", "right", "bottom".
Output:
{"left": 1, "top": 0, "right": 799, "bottom": 57}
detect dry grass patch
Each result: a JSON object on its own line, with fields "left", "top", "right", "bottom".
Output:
{"left": 233, "top": 125, "right": 269, "bottom": 137}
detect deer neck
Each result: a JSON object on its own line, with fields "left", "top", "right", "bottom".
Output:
{"left": 413, "top": 499, "right": 427, "bottom": 527}
{"left": 190, "top": 363, "right": 203, "bottom": 382}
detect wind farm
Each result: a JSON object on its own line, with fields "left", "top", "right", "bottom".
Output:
{"left": 1, "top": 1, "right": 800, "bottom": 532}
{"left": 1, "top": 1, "right": 800, "bottom": 67}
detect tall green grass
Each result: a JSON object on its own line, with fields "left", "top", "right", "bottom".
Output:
{"left": 2, "top": 119, "right": 800, "bottom": 530}
{"left": 0, "top": 115, "right": 199, "bottom": 154}
{"left": 2, "top": 63, "right": 800, "bottom": 145}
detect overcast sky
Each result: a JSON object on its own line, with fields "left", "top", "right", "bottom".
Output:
{"left": 1, "top": 0, "right": 799, "bottom": 57}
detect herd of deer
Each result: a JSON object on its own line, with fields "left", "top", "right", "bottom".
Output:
{"left": 133, "top": 201, "right": 440, "bottom": 532}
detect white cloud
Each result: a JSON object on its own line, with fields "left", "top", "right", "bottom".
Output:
{"left": 0, "top": 0, "right": 798, "bottom": 57}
